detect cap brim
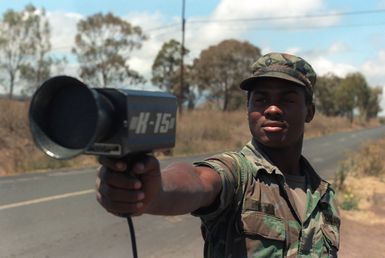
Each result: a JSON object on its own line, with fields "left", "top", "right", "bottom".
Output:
{"left": 240, "top": 71, "right": 306, "bottom": 90}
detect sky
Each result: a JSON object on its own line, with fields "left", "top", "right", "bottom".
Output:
{"left": 1, "top": 0, "right": 385, "bottom": 113}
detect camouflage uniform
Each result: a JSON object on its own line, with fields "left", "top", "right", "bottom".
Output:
{"left": 193, "top": 53, "right": 340, "bottom": 257}
{"left": 193, "top": 140, "right": 340, "bottom": 257}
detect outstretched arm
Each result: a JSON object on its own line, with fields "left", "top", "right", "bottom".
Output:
{"left": 96, "top": 154, "right": 222, "bottom": 216}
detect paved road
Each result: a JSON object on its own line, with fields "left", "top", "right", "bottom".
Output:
{"left": 1, "top": 126, "right": 385, "bottom": 258}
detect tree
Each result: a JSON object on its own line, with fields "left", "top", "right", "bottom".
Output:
{"left": 334, "top": 82, "right": 354, "bottom": 122}
{"left": 365, "top": 87, "right": 382, "bottom": 120}
{"left": 335, "top": 72, "right": 370, "bottom": 123}
{"left": 314, "top": 73, "right": 342, "bottom": 116}
{"left": 352, "top": 73, "right": 370, "bottom": 121}
{"left": 172, "top": 64, "right": 197, "bottom": 110}
{"left": 72, "top": 12, "right": 147, "bottom": 88}
{"left": 151, "top": 39, "right": 191, "bottom": 109}
{"left": 0, "top": 4, "right": 52, "bottom": 99}
{"left": 18, "top": 6, "right": 59, "bottom": 94}
{"left": 192, "top": 39, "right": 261, "bottom": 111}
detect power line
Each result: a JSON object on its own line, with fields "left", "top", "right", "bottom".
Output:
{"left": 49, "top": 8, "right": 385, "bottom": 52}
{"left": 142, "top": 8, "right": 385, "bottom": 39}
{"left": 187, "top": 8, "right": 385, "bottom": 24}
{"left": 50, "top": 19, "right": 385, "bottom": 52}
{"left": 185, "top": 20, "right": 385, "bottom": 32}
{"left": 144, "top": 22, "right": 180, "bottom": 32}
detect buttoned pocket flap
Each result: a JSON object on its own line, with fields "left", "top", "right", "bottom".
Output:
{"left": 240, "top": 210, "right": 285, "bottom": 241}
{"left": 321, "top": 223, "right": 339, "bottom": 250}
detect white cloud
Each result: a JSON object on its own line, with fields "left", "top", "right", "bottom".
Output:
{"left": 361, "top": 50, "right": 385, "bottom": 86}
{"left": 311, "top": 56, "right": 357, "bottom": 77}
{"left": 46, "top": 10, "right": 181, "bottom": 82}
{"left": 123, "top": 11, "right": 180, "bottom": 81}
{"left": 214, "top": 0, "right": 326, "bottom": 19}
{"left": 284, "top": 48, "right": 301, "bottom": 55}
{"left": 328, "top": 42, "right": 349, "bottom": 54}
{"left": 282, "top": 42, "right": 355, "bottom": 79}
{"left": 123, "top": 1, "right": 341, "bottom": 85}
{"left": 183, "top": 0, "right": 342, "bottom": 61}
{"left": 378, "top": 0, "right": 385, "bottom": 8}
{"left": 44, "top": 1, "right": 346, "bottom": 87}
{"left": 297, "top": 41, "right": 350, "bottom": 61}
{"left": 260, "top": 47, "right": 274, "bottom": 55}
{"left": 303, "top": 48, "right": 385, "bottom": 116}
{"left": 361, "top": 50, "right": 385, "bottom": 115}
{"left": 257, "top": 42, "right": 356, "bottom": 79}
{"left": 124, "top": 11, "right": 163, "bottom": 28}
{"left": 47, "top": 11, "right": 83, "bottom": 54}
{"left": 200, "top": 0, "right": 339, "bottom": 38}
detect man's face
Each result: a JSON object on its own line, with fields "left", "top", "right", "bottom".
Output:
{"left": 248, "top": 77, "right": 315, "bottom": 149}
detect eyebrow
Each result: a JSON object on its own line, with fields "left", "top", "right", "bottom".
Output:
{"left": 253, "top": 89, "right": 301, "bottom": 95}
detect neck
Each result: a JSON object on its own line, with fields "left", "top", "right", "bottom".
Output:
{"left": 255, "top": 139, "right": 303, "bottom": 176}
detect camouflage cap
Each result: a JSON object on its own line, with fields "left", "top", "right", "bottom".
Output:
{"left": 240, "top": 52, "right": 316, "bottom": 97}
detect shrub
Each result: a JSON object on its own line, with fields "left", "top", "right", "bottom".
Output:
{"left": 340, "top": 190, "right": 359, "bottom": 210}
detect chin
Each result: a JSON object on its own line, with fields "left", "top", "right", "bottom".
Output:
{"left": 255, "top": 136, "right": 287, "bottom": 148}
{"left": 260, "top": 134, "right": 304, "bottom": 149}
{"left": 255, "top": 131, "right": 300, "bottom": 148}
{"left": 261, "top": 140, "right": 290, "bottom": 149}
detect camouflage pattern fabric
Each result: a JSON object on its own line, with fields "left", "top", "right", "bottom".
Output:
{"left": 240, "top": 52, "right": 317, "bottom": 99}
{"left": 193, "top": 140, "right": 340, "bottom": 258}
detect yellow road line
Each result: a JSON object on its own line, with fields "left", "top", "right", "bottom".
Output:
{"left": 0, "top": 189, "right": 95, "bottom": 211}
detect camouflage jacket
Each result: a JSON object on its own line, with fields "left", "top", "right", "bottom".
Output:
{"left": 193, "top": 140, "right": 340, "bottom": 258}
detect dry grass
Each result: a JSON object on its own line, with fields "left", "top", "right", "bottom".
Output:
{"left": 174, "top": 109, "right": 250, "bottom": 155}
{"left": 0, "top": 99, "right": 379, "bottom": 176}
{"left": 175, "top": 110, "right": 379, "bottom": 156}
{"left": 0, "top": 99, "right": 96, "bottom": 176}
{"left": 340, "top": 176, "right": 385, "bottom": 224}
{"left": 305, "top": 113, "right": 380, "bottom": 139}
{"left": 0, "top": 99, "right": 33, "bottom": 175}
{"left": 334, "top": 135, "right": 385, "bottom": 219}
{"left": 337, "top": 136, "right": 385, "bottom": 182}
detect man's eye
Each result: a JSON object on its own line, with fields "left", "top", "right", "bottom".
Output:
{"left": 283, "top": 98, "right": 295, "bottom": 103}
{"left": 254, "top": 97, "right": 267, "bottom": 103}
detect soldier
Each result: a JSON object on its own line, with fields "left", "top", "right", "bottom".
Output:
{"left": 96, "top": 52, "right": 340, "bottom": 257}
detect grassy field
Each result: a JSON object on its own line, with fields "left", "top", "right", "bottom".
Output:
{"left": 0, "top": 98, "right": 380, "bottom": 176}
{"left": 328, "top": 133, "right": 385, "bottom": 258}
{"left": 334, "top": 135, "right": 385, "bottom": 210}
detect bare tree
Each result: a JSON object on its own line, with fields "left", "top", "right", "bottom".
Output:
{"left": 0, "top": 4, "right": 52, "bottom": 99}
{"left": 72, "top": 12, "right": 147, "bottom": 88}
{"left": 192, "top": 39, "right": 261, "bottom": 111}
{"left": 152, "top": 39, "right": 191, "bottom": 110}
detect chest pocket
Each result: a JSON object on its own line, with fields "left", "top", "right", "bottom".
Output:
{"left": 321, "top": 223, "right": 339, "bottom": 255}
{"left": 239, "top": 210, "right": 286, "bottom": 258}
{"left": 320, "top": 212, "right": 340, "bottom": 257}
{"left": 229, "top": 152, "right": 287, "bottom": 257}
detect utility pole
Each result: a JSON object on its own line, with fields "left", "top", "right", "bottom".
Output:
{"left": 179, "top": 0, "right": 186, "bottom": 116}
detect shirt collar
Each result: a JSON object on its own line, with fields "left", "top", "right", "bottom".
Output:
{"left": 240, "top": 139, "right": 279, "bottom": 175}
{"left": 241, "top": 138, "right": 328, "bottom": 193}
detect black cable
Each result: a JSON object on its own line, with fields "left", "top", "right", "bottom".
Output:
{"left": 126, "top": 216, "right": 138, "bottom": 258}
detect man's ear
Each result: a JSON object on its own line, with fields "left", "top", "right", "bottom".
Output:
{"left": 305, "top": 103, "right": 315, "bottom": 123}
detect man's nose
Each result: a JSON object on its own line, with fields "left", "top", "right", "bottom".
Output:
{"left": 264, "top": 104, "right": 283, "bottom": 120}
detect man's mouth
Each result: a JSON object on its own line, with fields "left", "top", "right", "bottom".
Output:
{"left": 262, "top": 121, "right": 286, "bottom": 133}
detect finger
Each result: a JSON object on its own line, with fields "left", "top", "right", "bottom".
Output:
{"left": 131, "top": 162, "right": 145, "bottom": 175}
{"left": 98, "top": 183, "right": 145, "bottom": 203}
{"left": 98, "top": 165, "right": 142, "bottom": 188}
{"left": 96, "top": 191, "right": 143, "bottom": 214}
{"left": 98, "top": 156, "right": 127, "bottom": 172}
{"left": 96, "top": 174, "right": 101, "bottom": 189}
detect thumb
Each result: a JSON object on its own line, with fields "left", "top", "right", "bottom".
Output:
{"left": 131, "top": 155, "right": 160, "bottom": 176}
{"left": 98, "top": 156, "right": 127, "bottom": 172}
